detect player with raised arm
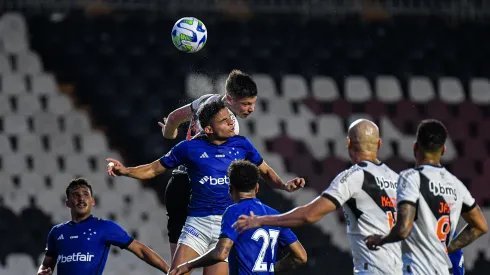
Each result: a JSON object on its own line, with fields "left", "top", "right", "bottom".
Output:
{"left": 233, "top": 119, "right": 403, "bottom": 274}
{"left": 159, "top": 69, "right": 257, "bottom": 259}
{"left": 37, "top": 178, "right": 169, "bottom": 275}
{"left": 169, "top": 160, "right": 307, "bottom": 275}
{"left": 365, "top": 119, "right": 488, "bottom": 275}
{"left": 106, "top": 101, "right": 305, "bottom": 275}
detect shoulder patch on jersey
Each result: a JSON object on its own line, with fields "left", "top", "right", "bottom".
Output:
{"left": 339, "top": 166, "right": 362, "bottom": 184}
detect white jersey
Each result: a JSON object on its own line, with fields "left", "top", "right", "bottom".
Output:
{"left": 397, "top": 165, "right": 476, "bottom": 275}
{"left": 323, "top": 161, "right": 402, "bottom": 275}
{"left": 188, "top": 94, "right": 239, "bottom": 139}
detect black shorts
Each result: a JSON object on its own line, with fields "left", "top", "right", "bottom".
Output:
{"left": 165, "top": 171, "right": 191, "bottom": 243}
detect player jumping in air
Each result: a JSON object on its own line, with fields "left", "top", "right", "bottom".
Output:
{"left": 365, "top": 119, "right": 488, "bottom": 275}
{"left": 107, "top": 101, "right": 305, "bottom": 275}
{"left": 169, "top": 160, "right": 307, "bottom": 275}
{"left": 37, "top": 178, "right": 169, "bottom": 275}
{"left": 159, "top": 69, "right": 257, "bottom": 260}
{"left": 233, "top": 119, "right": 403, "bottom": 274}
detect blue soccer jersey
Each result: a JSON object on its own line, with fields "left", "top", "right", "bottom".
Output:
{"left": 45, "top": 215, "right": 133, "bottom": 275}
{"left": 220, "top": 198, "right": 298, "bottom": 275}
{"left": 159, "top": 135, "right": 263, "bottom": 217}
{"left": 449, "top": 231, "right": 465, "bottom": 275}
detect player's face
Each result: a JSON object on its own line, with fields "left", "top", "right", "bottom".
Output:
{"left": 66, "top": 186, "right": 94, "bottom": 216}
{"left": 229, "top": 96, "right": 257, "bottom": 119}
{"left": 210, "top": 108, "right": 236, "bottom": 139}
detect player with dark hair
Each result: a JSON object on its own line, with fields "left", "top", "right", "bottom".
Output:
{"left": 169, "top": 160, "right": 307, "bottom": 275}
{"left": 107, "top": 101, "right": 304, "bottom": 275}
{"left": 159, "top": 69, "right": 258, "bottom": 259}
{"left": 233, "top": 119, "right": 404, "bottom": 274}
{"left": 365, "top": 119, "right": 488, "bottom": 275}
{"left": 37, "top": 178, "right": 169, "bottom": 275}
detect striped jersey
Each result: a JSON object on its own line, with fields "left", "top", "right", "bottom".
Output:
{"left": 397, "top": 165, "right": 476, "bottom": 275}
{"left": 323, "top": 161, "right": 402, "bottom": 275}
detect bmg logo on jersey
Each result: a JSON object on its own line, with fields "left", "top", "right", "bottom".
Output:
{"left": 375, "top": 176, "right": 397, "bottom": 190}
{"left": 199, "top": 175, "right": 230, "bottom": 185}
{"left": 57, "top": 252, "right": 95, "bottom": 263}
{"left": 429, "top": 181, "right": 458, "bottom": 201}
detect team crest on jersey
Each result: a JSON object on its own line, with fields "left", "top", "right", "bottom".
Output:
{"left": 429, "top": 181, "right": 458, "bottom": 201}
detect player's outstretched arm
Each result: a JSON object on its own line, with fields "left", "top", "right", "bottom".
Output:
{"left": 257, "top": 161, "right": 305, "bottom": 192}
{"left": 169, "top": 238, "right": 233, "bottom": 275}
{"left": 365, "top": 201, "right": 417, "bottom": 250}
{"left": 233, "top": 196, "right": 337, "bottom": 232}
{"left": 274, "top": 240, "right": 307, "bottom": 272}
{"left": 37, "top": 255, "right": 55, "bottom": 275}
{"left": 447, "top": 205, "right": 488, "bottom": 253}
{"left": 158, "top": 104, "right": 193, "bottom": 139}
{"left": 127, "top": 240, "right": 170, "bottom": 273}
{"left": 106, "top": 158, "right": 166, "bottom": 180}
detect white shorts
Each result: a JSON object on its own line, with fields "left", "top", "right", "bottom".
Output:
{"left": 178, "top": 215, "right": 223, "bottom": 256}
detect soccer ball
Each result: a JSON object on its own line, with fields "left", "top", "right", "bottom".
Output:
{"left": 171, "top": 17, "right": 207, "bottom": 53}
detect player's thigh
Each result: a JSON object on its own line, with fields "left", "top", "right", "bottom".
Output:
{"left": 203, "top": 261, "right": 228, "bottom": 275}
{"left": 171, "top": 243, "right": 200, "bottom": 270}
{"left": 173, "top": 216, "right": 215, "bottom": 267}
{"left": 170, "top": 243, "right": 178, "bottom": 261}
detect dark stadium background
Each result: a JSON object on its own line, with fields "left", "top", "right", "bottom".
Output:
{"left": 1, "top": 0, "right": 489, "bottom": 274}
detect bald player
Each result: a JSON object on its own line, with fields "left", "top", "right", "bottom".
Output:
{"left": 233, "top": 119, "right": 402, "bottom": 274}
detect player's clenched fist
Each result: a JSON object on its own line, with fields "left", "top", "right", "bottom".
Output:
{"left": 168, "top": 263, "right": 191, "bottom": 275}
{"left": 285, "top": 178, "right": 306, "bottom": 192}
{"left": 364, "top": 234, "right": 385, "bottom": 251}
{"left": 106, "top": 158, "right": 129, "bottom": 177}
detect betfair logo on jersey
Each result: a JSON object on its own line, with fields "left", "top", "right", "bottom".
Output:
{"left": 57, "top": 252, "right": 95, "bottom": 263}
{"left": 429, "top": 181, "right": 458, "bottom": 201}
{"left": 375, "top": 177, "right": 397, "bottom": 190}
{"left": 199, "top": 176, "right": 230, "bottom": 185}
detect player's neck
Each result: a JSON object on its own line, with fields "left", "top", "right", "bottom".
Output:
{"left": 237, "top": 193, "right": 256, "bottom": 201}
{"left": 206, "top": 135, "right": 228, "bottom": 145}
{"left": 352, "top": 152, "right": 380, "bottom": 165}
{"left": 71, "top": 212, "right": 92, "bottom": 223}
{"left": 416, "top": 158, "right": 442, "bottom": 167}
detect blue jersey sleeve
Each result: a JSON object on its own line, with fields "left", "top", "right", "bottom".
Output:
{"left": 103, "top": 220, "right": 134, "bottom": 249}
{"left": 278, "top": 228, "right": 298, "bottom": 247}
{"left": 219, "top": 207, "right": 239, "bottom": 242}
{"left": 45, "top": 227, "right": 57, "bottom": 257}
{"left": 243, "top": 137, "right": 263, "bottom": 166}
{"left": 159, "top": 141, "right": 188, "bottom": 169}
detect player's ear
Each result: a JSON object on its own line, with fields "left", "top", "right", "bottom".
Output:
{"left": 441, "top": 145, "right": 446, "bottom": 156}
{"left": 347, "top": 137, "right": 351, "bottom": 149}
{"left": 254, "top": 183, "right": 259, "bottom": 194}
{"left": 378, "top": 138, "right": 382, "bottom": 150}
{"left": 203, "top": 125, "right": 213, "bottom": 135}
{"left": 65, "top": 199, "right": 70, "bottom": 208}
{"left": 225, "top": 93, "right": 233, "bottom": 104}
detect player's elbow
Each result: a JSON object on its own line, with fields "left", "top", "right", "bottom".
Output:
{"left": 215, "top": 252, "right": 229, "bottom": 262}
{"left": 295, "top": 250, "right": 307, "bottom": 265}
{"left": 477, "top": 222, "right": 488, "bottom": 235}
{"left": 303, "top": 211, "right": 320, "bottom": 225}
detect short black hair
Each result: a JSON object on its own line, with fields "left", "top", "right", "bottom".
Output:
{"left": 228, "top": 160, "right": 259, "bottom": 192}
{"left": 416, "top": 119, "right": 448, "bottom": 152}
{"left": 66, "top": 178, "right": 93, "bottom": 198}
{"left": 225, "top": 70, "right": 258, "bottom": 99}
{"left": 198, "top": 100, "right": 227, "bottom": 129}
